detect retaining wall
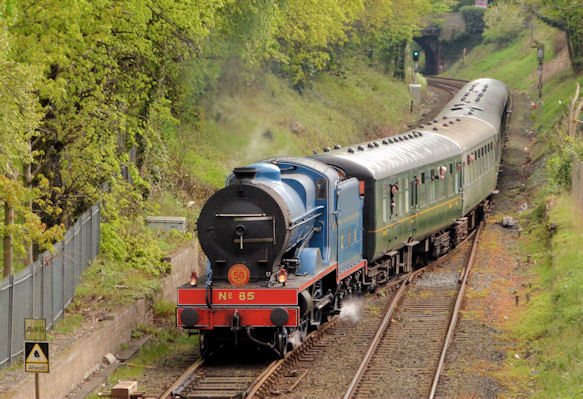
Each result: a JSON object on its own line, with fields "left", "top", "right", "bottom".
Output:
{"left": 1, "top": 241, "right": 198, "bottom": 399}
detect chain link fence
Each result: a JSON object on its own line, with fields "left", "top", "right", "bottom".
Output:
{"left": 0, "top": 204, "right": 100, "bottom": 370}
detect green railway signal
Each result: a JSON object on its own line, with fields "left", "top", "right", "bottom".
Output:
{"left": 413, "top": 50, "right": 419, "bottom": 62}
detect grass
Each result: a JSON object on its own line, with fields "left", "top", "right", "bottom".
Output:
{"left": 73, "top": 258, "right": 162, "bottom": 307}
{"left": 508, "top": 196, "right": 583, "bottom": 398}
{"left": 176, "top": 57, "right": 416, "bottom": 188}
{"left": 85, "top": 326, "right": 197, "bottom": 398}
{"left": 446, "top": 22, "right": 558, "bottom": 91}
{"left": 449, "top": 20, "right": 583, "bottom": 398}
{"left": 52, "top": 312, "right": 84, "bottom": 335}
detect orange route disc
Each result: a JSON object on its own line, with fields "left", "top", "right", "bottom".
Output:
{"left": 228, "top": 264, "right": 250, "bottom": 286}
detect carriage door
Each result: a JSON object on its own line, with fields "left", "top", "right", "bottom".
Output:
{"left": 336, "top": 179, "right": 363, "bottom": 275}
{"left": 456, "top": 160, "right": 463, "bottom": 207}
{"left": 409, "top": 175, "right": 418, "bottom": 235}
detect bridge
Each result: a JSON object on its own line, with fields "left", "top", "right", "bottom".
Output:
{"left": 414, "top": 13, "right": 467, "bottom": 75}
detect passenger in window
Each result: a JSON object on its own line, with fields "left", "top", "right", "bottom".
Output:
{"left": 390, "top": 184, "right": 399, "bottom": 215}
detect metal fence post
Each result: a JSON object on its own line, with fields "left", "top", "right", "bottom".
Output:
{"left": 32, "top": 260, "right": 35, "bottom": 317}
{"left": 7, "top": 274, "right": 13, "bottom": 366}
{"left": 0, "top": 204, "right": 100, "bottom": 370}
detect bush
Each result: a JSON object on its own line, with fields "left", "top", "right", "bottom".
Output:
{"left": 153, "top": 301, "right": 176, "bottom": 318}
{"left": 460, "top": 6, "right": 486, "bottom": 34}
{"left": 482, "top": 1, "right": 526, "bottom": 44}
{"left": 453, "top": 0, "right": 475, "bottom": 12}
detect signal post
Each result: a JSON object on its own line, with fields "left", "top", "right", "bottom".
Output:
{"left": 24, "top": 319, "right": 49, "bottom": 399}
{"left": 410, "top": 50, "right": 422, "bottom": 111}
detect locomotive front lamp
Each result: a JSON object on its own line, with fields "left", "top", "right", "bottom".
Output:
{"left": 190, "top": 271, "right": 198, "bottom": 286}
{"left": 278, "top": 269, "right": 288, "bottom": 284}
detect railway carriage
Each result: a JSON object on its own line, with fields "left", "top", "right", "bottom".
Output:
{"left": 176, "top": 78, "right": 511, "bottom": 357}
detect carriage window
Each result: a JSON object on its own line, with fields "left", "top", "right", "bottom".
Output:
{"left": 449, "top": 163, "right": 453, "bottom": 174}
{"left": 383, "top": 184, "right": 389, "bottom": 222}
{"left": 421, "top": 172, "right": 426, "bottom": 184}
{"left": 398, "top": 183, "right": 403, "bottom": 216}
{"left": 390, "top": 183, "right": 398, "bottom": 216}
{"left": 405, "top": 180, "right": 409, "bottom": 213}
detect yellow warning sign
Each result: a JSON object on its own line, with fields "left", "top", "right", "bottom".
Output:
{"left": 24, "top": 342, "right": 49, "bottom": 373}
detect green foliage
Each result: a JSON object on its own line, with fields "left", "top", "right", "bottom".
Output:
{"left": 460, "top": 5, "right": 486, "bottom": 33}
{"left": 273, "top": 0, "right": 364, "bottom": 87}
{"left": 446, "top": 21, "right": 558, "bottom": 91}
{"left": 75, "top": 256, "right": 162, "bottom": 306}
{"left": 8, "top": 0, "right": 227, "bottom": 227}
{"left": 538, "top": 0, "right": 583, "bottom": 73}
{"left": 482, "top": 0, "right": 526, "bottom": 44}
{"left": 177, "top": 57, "right": 414, "bottom": 189}
{"left": 451, "top": 20, "right": 583, "bottom": 396}
{"left": 545, "top": 143, "right": 573, "bottom": 191}
{"left": 53, "top": 312, "right": 84, "bottom": 335}
{"left": 452, "top": 0, "right": 474, "bottom": 11}
{"left": 0, "top": 2, "right": 64, "bottom": 271}
{"left": 515, "top": 196, "right": 583, "bottom": 398}
{"left": 153, "top": 301, "right": 176, "bottom": 318}
{"left": 100, "top": 216, "right": 168, "bottom": 277}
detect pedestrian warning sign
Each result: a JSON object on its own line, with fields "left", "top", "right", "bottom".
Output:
{"left": 24, "top": 342, "right": 49, "bottom": 373}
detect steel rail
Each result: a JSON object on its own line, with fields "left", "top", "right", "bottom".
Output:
{"left": 244, "top": 359, "right": 283, "bottom": 398}
{"left": 426, "top": 77, "right": 468, "bottom": 94}
{"left": 428, "top": 221, "right": 484, "bottom": 399}
{"left": 342, "top": 227, "right": 479, "bottom": 399}
{"left": 159, "top": 358, "right": 205, "bottom": 399}
{"left": 343, "top": 272, "right": 414, "bottom": 399}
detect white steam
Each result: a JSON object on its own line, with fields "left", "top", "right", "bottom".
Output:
{"left": 339, "top": 299, "right": 364, "bottom": 322}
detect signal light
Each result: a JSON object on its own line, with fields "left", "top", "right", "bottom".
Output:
{"left": 413, "top": 50, "right": 419, "bottom": 62}
{"left": 190, "top": 271, "right": 198, "bottom": 286}
{"left": 278, "top": 269, "right": 288, "bottom": 284}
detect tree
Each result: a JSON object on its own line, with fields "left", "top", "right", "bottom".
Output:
{"left": 482, "top": 1, "right": 525, "bottom": 43}
{"left": 9, "top": 0, "right": 227, "bottom": 226}
{"left": 273, "top": 0, "right": 364, "bottom": 87}
{"left": 531, "top": 0, "right": 583, "bottom": 73}
{"left": 0, "top": 3, "right": 62, "bottom": 276}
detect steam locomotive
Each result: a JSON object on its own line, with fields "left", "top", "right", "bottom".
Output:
{"left": 176, "top": 78, "right": 511, "bottom": 358}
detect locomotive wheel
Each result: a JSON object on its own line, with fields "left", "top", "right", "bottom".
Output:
{"left": 311, "top": 281, "right": 323, "bottom": 329}
{"left": 200, "top": 331, "right": 213, "bottom": 359}
{"left": 274, "top": 327, "right": 288, "bottom": 358}
{"left": 299, "top": 318, "right": 309, "bottom": 341}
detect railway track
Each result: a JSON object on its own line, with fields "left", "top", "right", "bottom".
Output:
{"left": 159, "top": 354, "right": 273, "bottom": 399}
{"left": 426, "top": 76, "right": 469, "bottom": 95}
{"left": 160, "top": 223, "right": 483, "bottom": 399}
{"left": 343, "top": 223, "right": 483, "bottom": 399}
{"left": 246, "top": 276, "right": 407, "bottom": 399}
{"left": 157, "top": 76, "right": 483, "bottom": 399}
{"left": 241, "top": 225, "right": 482, "bottom": 399}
